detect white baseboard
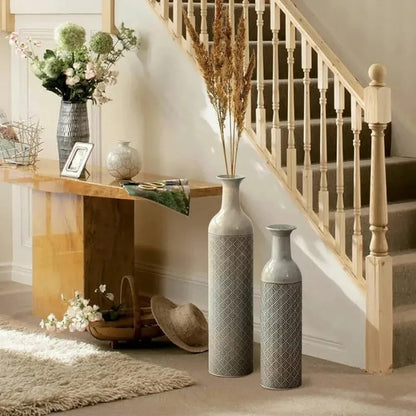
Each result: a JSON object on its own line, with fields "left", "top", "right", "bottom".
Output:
{"left": 135, "top": 261, "right": 350, "bottom": 366}
{"left": 0, "top": 263, "right": 12, "bottom": 281}
{"left": 11, "top": 264, "right": 32, "bottom": 286}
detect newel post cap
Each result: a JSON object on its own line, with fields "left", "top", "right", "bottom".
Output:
{"left": 364, "top": 64, "right": 391, "bottom": 124}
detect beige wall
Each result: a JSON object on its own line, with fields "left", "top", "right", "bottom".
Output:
{"left": 293, "top": 0, "right": 416, "bottom": 156}
{"left": 0, "top": 35, "right": 12, "bottom": 267}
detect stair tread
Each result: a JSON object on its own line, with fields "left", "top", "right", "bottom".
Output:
{"left": 394, "top": 304, "right": 416, "bottom": 325}
{"left": 391, "top": 249, "right": 416, "bottom": 266}
{"left": 306, "top": 156, "right": 416, "bottom": 172}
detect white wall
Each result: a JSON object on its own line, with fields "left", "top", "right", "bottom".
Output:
{"left": 292, "top": 0, "right": 416, "bottom": 157}
{"left": 5, "top": 0, "right": 367, "bottom": 368}
{"left": 113, "top": 0, "right": 366, "bottom": 368}
{"left": 0, "top": 35, "right": 13, "bottom": 280}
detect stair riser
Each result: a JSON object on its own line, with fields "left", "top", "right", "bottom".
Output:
{"left": 394, "top": 324, "right": 416, "bottom": 368}
{"left": 270, "top": 121, "right": 374, "bottom": 165}
{"left": 249, "top": 42, "right": 318, "bottom": 81}
{"left": 393, "top": 262, "right": 416, "bottom": 307}
{"left": 295, "top": 153, "right": 408, "bottom": 212}
{"left": 183, "top": 4, "right": 275, "bottom": 42}
{"left": 330, "top": 205, "right": 416, "bottom": 259}
{"left": 251, "top": 78, "right": 352, "bottom": 122}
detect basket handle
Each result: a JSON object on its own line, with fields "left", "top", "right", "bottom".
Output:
{"left": 120, "top": 275, "right": 142, "bottom": 338}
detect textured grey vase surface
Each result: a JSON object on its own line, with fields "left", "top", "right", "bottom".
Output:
{"left": 106, "top": 141, "right": 141, "bottom": 180}
{"left": 261, "top": 224, "right": 302, "bottom": 389}
{"left": 208, "top": 175, "right": 253, "bottom": 377}
{"left": 57, "top": 101, "right": 89, "bottom": 171}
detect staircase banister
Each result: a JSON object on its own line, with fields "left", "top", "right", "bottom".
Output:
{"left": 273, "top": 0, "right": 364, "bottom": 108}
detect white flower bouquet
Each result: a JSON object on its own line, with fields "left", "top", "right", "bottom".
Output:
{"left": 40, "top": 284, "right": 120, "bottom": 332}
{"left": 10, "top": 22, "right": 138, "bottom": 104}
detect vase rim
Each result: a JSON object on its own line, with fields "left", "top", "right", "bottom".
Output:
{"left": 216, "top": 174, "right": 245, "bottom": 181}
{"left": 118, "top": 140, "right": 131, "bottom": 145}
{"left": 266, "top": 224, "right": 297, "bottom": 233}
{"left": 61, "top": 100, "right": 86, "bottom": 105}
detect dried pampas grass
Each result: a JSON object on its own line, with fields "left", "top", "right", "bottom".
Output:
{"left": 184, "top": 0, "right": 255, "bottom": 177}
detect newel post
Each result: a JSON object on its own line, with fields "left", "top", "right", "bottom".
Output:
{"left": 364, "top": 64, "right": 393, "bottom": 374}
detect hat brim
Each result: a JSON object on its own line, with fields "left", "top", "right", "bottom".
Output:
{"left": 151, "top": 296, "right": 208, "bottom": 353}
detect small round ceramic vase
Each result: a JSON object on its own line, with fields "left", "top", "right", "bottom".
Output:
{"left": 261, "top": 224, "right": 302, "bottom": 389}
{"left": 106, "top": 141, "right": 141, "bottom": 180}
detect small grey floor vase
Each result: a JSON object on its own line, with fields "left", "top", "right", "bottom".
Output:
{"left": 208, "top": 175, "right": 253, "bottom": 377}
{"left": 261, "top": 224, "right": 302, "bottom": 389}
{"left": 56, "top": 101, "right": 89, "bottom": 171}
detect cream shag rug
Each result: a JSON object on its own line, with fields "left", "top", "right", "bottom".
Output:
{"left": 0, "top": 317, "right": 193, "bottom": 415}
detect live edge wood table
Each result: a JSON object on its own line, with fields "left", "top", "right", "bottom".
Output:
{"left": 0, "top": 159, "right": 221, "bottom": 318}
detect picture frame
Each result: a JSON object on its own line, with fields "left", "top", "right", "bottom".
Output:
{"left": 61, "top": 142, "right": 94, "bottom": 178}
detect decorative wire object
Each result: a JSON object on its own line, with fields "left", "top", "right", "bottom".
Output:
{"left": 0, "top": 119, "right": 43, "bottom": 166}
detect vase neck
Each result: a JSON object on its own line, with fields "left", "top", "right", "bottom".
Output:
{"left": 218, "top": 175, "right": 244, "bottom": 211}
{"left": 272, "top": 235, "right": 292, "bottom": 260}
{"left": 267, "top": 225, "right": 296, "bottom": 260}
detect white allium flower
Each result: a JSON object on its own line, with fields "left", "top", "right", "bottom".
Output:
{"left": 99, "top": 284, "right": 106, "bottom": 293}
{"left": 73, "top": 62, "right": 81, "bottom": 70}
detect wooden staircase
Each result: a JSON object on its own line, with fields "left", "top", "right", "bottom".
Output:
{"left": 138, "top": 0, "right": 414, "bottom": 372}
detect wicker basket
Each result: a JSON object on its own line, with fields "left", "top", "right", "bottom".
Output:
{"left": 88, "top": 275, "right": 164, "bottom": 348}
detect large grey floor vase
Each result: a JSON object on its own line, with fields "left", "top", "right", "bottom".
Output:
{"left": 208, "top": 175, "right": 253, "bottom": 377}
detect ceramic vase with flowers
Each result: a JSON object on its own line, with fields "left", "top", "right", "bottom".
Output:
{"left": 10, "top": 22, "right": 138, "bottom": 171}
{"left": 184, "top": 0, "right": 256, "bottom": 377}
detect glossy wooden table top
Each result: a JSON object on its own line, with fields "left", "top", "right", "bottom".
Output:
{"left": 0, "top": 159, "right": 222, "bottom": 199}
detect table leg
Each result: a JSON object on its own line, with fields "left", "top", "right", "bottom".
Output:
{"left": 32, "top": 190, "right": 134, "bottom": 318}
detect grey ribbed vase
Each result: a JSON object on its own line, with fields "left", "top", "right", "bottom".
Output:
{"left": 56, "top": 101, "right": 89, "bottom": 171}
{"left": 208, "top": 175, "right": 253, "bottom": 377}
{"left": 261, "top": 224, "right": 302, "bottom": 389}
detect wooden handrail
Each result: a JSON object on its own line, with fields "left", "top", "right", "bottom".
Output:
{"left": 273, "top": 0, "right": 364, "bottom": 108}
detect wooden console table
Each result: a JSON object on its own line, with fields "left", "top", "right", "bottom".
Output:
{"left": 0, "top": 160, "right": 221, "bottom": 318}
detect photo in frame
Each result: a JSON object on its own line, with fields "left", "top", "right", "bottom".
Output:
{"left": 61, "top": 142, "right": 94, "bottom": 178}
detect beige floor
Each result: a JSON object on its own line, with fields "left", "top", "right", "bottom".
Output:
{"left": 1, "top": 281, "right": 416, "bottom": 416}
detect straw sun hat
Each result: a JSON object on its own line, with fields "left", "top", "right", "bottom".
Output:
{"left": 150, "top": 296, "right": 208, "bottom": 353}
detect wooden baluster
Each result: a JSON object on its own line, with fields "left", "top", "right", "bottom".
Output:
{"left": 334, "top": 75, "right": 345, "bottom": 252}
{"left": 351, "top": 96, "right": 363, "bottom": 279}
{"left": 255, "top": 0, "right": 266, "bottom": 149}
{"left": 160, "top": 0, "right": 169, "bottom": 20}
{"left": 229, "top": 0, "right": 235, "bottom": 40}
{"left": 270, "top": 2, "right": 281, "bottom": 168}
{"left": 187, "top": 0, "right": 195, "bottom": 54}
{"left": 317, "top": 55, "right": 329, "bottom": 229}
{"left": 243, "top": 0, "right": 251, "bottom": 127}
{"left": 301, "top": 36, "right": 312, "bottom": 208}
{"left": 200, "top": 0, "right": 208, "bottom": 48}
{"left": 364, "top": 64, "right": 392, "bottom": 374}
{"left": 173, "top": 0, "right": 183, "bottom": 38}
{"left": 285, "top": 17, "right": 296, "bottom": 190}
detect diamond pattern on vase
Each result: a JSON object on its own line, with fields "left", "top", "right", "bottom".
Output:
{"left": 261, "top": 282, "right": 302, "bottom": 389}
{"left": 208, "top": 233, "right": 253, "bottom": 377}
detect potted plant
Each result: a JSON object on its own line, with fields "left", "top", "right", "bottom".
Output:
{"left": 9, "top": 22, "right": 138, "bottom": 170}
